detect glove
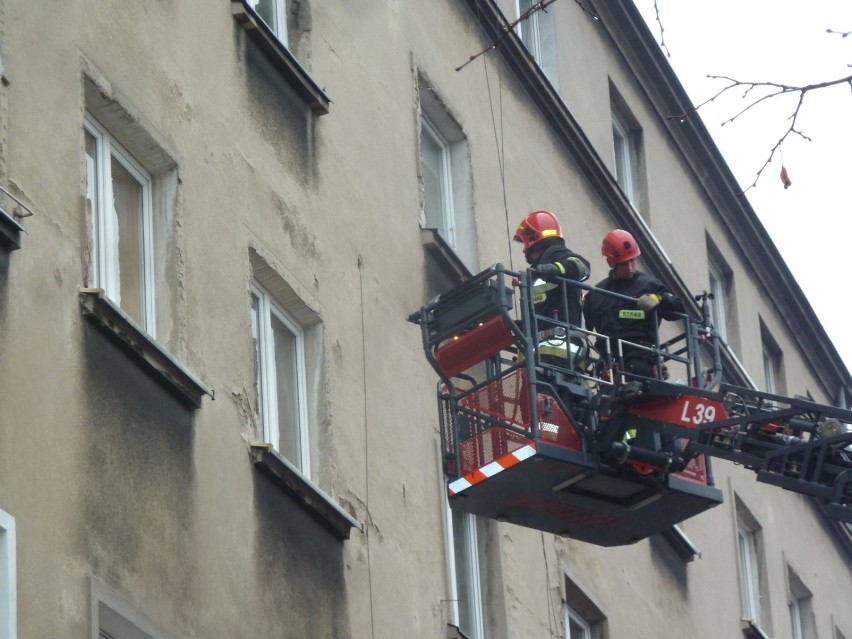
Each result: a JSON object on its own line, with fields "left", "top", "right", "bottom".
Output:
{"left": 531, "top": 263, "right": 560, "bottom": 281}
{"left": 637, "top": 293, "right": 662, "bottom": 312}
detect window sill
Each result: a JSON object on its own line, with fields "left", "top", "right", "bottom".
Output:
{"left": 0, "top": 206, "right": 23, "bottom": 251}
{"left": 249, "top": 441, "right": 361, "bottom": 540}
{"left": 231, "top": 1, "right": 331, "bottom": 115}
{"left": 659, "top": 525, "right": 700, "bottom": 562}
{"left": 79, "top": 288, "right": 214, "bottom": 409}
{"left": 741, "top": 619, "right": 771, "bottom": 639}
{"left": 420, "top": 228, "right": 473, "bottom": 284}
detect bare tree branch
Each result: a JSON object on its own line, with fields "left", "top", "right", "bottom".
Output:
{"left": 826, "top": 28, "right": 851, "bottom": 38}
{"left": 456, "top": 0, "right": 597, "bottom": 72}
{"left": 666, "top": 73, "right": 852, "bottom": 191}
{"left": 649, "top": 1, "right": 672, "bottom": 58}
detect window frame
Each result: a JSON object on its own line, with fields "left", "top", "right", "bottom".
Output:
{"left": 446, "top": 505, "right": 486, "bottom": 639}
{"left": 564, "top": 603, "right": 592, "bottom": 639}
{"left": 251, "top": 281, "right": 311, "bottom": 476}
{"left": 89, "top": 577, "right": 172, "bottom": 639}
{"left": 84, "top": 113, "right": 156, "bottom": 336}
{"left": 737, "top": 522, "right": 761, "bottom": 624}
{"left": 231, "top": 0, "right": 330, "bottom": 114}
{"left": 787, "top": 565, "right": 815, "bottom": 639}
{"left": 421, "top": 116, "right": 456, "bottom": 250}
{"left": 518, "top": 0, "right": 543, "bottom": 62}
{"left": 708, "top": 258, "right": 729, "bottom": 343}
{"left": 517, "top": 0, "right": 560, "bottom": 89}
{"left": 248, "top": 0, "right": 288, "bottom": 47}
{"left": 734, "top": 501, "right": 769, "bottom": 636}
{"left": 760, "top": 323, "right": 784, "bottom": 396}
{"left": 611, "top": 114, "right": 637, "bottom": 209}
{"left": 417, "top": 79, "right": 478, "bottom": 275}
{"left": 0, "top": 508, "right": 15, "bottom": 639}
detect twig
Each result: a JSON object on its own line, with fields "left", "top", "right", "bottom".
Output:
{"left": 666, "top": 73, "right": 852, "bottom": 191}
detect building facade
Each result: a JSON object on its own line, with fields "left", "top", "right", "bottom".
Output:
{"left": 0, "top": 1, "right": 850, "bottom": 638}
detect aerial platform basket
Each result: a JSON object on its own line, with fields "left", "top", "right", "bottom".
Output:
{"left": 440, "top": 367, "right": 723, "bottom": 546}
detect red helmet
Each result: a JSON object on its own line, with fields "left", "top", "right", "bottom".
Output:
{"left": 602, "top": 229, "right": 641, "bottom": 264}
{"left": 513, "top": 210, "right": 562, "bottom": 251}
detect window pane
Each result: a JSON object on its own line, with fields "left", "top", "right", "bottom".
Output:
{"left": 789, "top": 599, "right": 803, "bottom": 639}
{"left": 271, "top": 312, "right": 301, "bottom": 467}
{"left": 111, "top": 157, "right": 145, "bottom": 326}
{"left": 421, "top": 127, "right": 445, "bottom": 233}
{"left": 452, "top": 510, "right": 477, "bottom": 638}
{"left": 250, "top": 0, "right": 287, "bottom": 44}
{"left": 708, "top": 266, "right": 728, "bottom": 342}
{"left": 568, "top": 617, "right": 588, "bottom": 639}
{"left": 250, "top": 293, "right": 264, "bottom": 427}
{"left": 85, "top": 132, "right": 99, "bottom": 225}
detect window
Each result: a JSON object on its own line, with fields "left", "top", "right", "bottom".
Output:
{"left": 612, "top": 116, "right": 638, "bottom": 209}
{"left": 708, "top": 252, "right": 733, "bottom": 344}
{"left": 90, "top": 578, "right": 169, "bottom": 639}
{"left": 232, "top": 0, "right": 330, "bottom": 114}
{"left": 85, "top": 114, "right": 155, "bottom": 333}
{"left": 562, "top": 573, "right": 606, "bottom": 639}
{"left": 787, "top": 566, "right": 815, "bottom": 639}
{"left": 736, "top": 500, "right": 767, "bottom": 632}
{"left": 0, "top": 185, "right": 30, "bottom": 252}
{"left": 760, "top": 323, "right": 784, "bottom": 396}
{"left": 251, "top": 281, "right": 310, "bottom": 473}
{"left": 418, "top": 79, "right": 477, "bottom": 273}
{"left": 517, "top": 0, "right": 560, "bottom": 89}
{"left": 610, "top": 87, "right": 645, "bottom": 215}
{"left": 421, "top": 118, "right": 455, "bottom": 249}
{"left": 79, "top": 79, "right": 211, "bottom": 408}
{"left": 565, "top": 605, "right": 591, "bottom": 639}
{"left": 249, "top": 0, "right": 289, "bottom": 46}
{"left": 0, "top": 508, "right": 16, "bottom": 639}
{"left": 447, "top": 509, "right": 485, "bottom": 639}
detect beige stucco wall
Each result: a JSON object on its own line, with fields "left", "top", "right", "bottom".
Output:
{"left": 0, "top": 1, "right": 849, "bottom": 638}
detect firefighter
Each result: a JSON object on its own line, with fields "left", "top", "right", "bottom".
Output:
{"left": 513, "top": 210, "right": 591, "bottom": 368}
{"left": 583, "top": 229, "right": 685, "bottom": 380}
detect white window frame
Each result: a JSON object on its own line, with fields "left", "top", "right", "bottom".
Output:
{"left": 565, "top": 603, "right": 592, "bottom": 639}
{"left": 248, "top": 0, "right": 289, "bottom": 46}
{"left": 446, "top": 504, "right": 485, "bottom": 639}
{"left": 251, "top": 281, "right": 310, "bottom": 475}
{"left": 789, "top": 596, "right": 803, "bottom": 639}
{"left": 90, "top": 578, "right": 171, "bottom": 639}
{"left": 708, "top": 259, "right": 729, "bottom": 343}
{"left": 517, "top": 0, "right": 559, "bottom": 89}
{"left": 421, "top": 117, "right": 456, "bottom": 249}
{"left": 0, "top": 509, "right": 16, "bottom": 639}
{"left": 737, "top": 521, "right": 762, "bottom": 626}
{"left": 612, "top": 115, "right": 637, "bottom": 209}
{"left": 763, "top": 349, "right": 777, "bottom": 395}
{"left": 85, "top": 113, "right": 156, "bottom": 335}
{"left": 518, "top": 0, "right": 543, "bottom": 62}
{"left": 787, "top": 566, "right": 815, "bottom": 639}
{"left": 418, "top": 83, "right": 477, "bottom": 273}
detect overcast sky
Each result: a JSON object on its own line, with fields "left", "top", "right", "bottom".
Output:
{"left": 631, "top": 0, "right": 852, "bottom": 375}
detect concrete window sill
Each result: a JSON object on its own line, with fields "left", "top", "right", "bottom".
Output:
{"left": 249, "top": 442, "right": 361, "bottom": 540}
{"left": 79, "top": 288, "right": 214, "bottom": 409}
{"left": 231, "top": 1, "right": 331, "bottom": 115}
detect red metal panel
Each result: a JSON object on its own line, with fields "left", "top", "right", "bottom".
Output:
{"left": 433, "top": 315, "right": 516, "bottom": 378}
{"left": 626, "top": 394, "right": 728, "bottom": 430}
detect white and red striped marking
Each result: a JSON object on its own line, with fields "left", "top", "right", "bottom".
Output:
{"left": 448, "top": 444, "right": 537, "bottom": 496}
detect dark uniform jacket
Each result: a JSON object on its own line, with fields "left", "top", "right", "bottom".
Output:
{"left": 531, "top": 239, "right": 591, "bottom": 327}
{"left": 582, "top": 270, "right": 684, "bottom": 354}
